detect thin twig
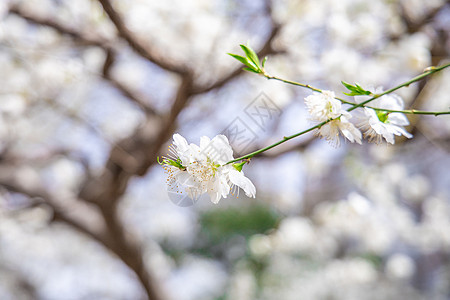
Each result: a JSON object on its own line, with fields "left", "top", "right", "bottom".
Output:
{"left": 226, "top": 63, "right": 450, "bottom": 164}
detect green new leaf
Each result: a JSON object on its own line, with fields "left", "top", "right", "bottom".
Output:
{"left": 342, "top": 81, "right": 371, "bottom": 96}
{"left": 243, "top": 67, "right": 261, "bottom": 74}
{"left": 240, "top": 44, "right": 260, "bottom": 69}
{"left": 228, "top": 44, "right": 268, "bottom": 74}
{"left": 262, "top": 56, "right": 267, "bottom": 69}
{"left": 227, "top": 53, "right": 259, "bottom": 72}
{"left": 227, "top": 53, "right": 254, "bottom": 68}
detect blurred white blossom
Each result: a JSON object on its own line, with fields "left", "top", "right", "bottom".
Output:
{"left": 386, "top": 254, "right": 416, "bottom": 280}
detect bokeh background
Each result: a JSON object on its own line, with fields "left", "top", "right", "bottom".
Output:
{"left": 1, "top": 0, "right": 450, "bottom": 299}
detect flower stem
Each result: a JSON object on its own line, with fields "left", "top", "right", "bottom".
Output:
{"left": 265, "top": 64, "right": 450, "bottom": 115}
{"left": 347, "top": 63, "right": 450, "bottom": 112}
{"left": 265, "top": 75, "right": 353, "bottom": 104}
{"left": 343, "top": 104, "right": 449, "bottom": 116}
{"left": 370, "top": 108, "right": 450, "bottom": 116}
{"left": 225, "top": 63, "right": 450, "bottom": 164}
{"left": 225, "top": 122, "right": 325, "bottom": 165}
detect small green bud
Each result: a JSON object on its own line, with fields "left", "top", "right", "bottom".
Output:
{"left": 262, "top": 56, "right": 267, "bottom": 68}
{"left": 376, "top": 111, "right": 389, "bottom": 123}
{"left": 232, "top": 161, "right": 246, "bottom": 172}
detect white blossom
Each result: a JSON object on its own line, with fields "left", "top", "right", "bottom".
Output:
{"left": 305, "top": 91, "right": 362, "bottom": 146}
{"left": 385, "top": 254, "right": 416, "bottom": 280}
{"left": 316, "top": 116, "right": 362, "bottom": 147}
{"left": 162, "top": 134, "right": 255, "bottom": 204}
{"left": 305, "top": 90, "right": 342, "bottom": 122}
{"left": 358, "top": 93, "right": 413, "bottom": 144}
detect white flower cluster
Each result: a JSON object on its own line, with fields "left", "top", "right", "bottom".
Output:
{"left": 162, "top": 134, "right": 256, "bottom": 204}
{"left": 304, "top": 90, "right": 413, "bottom": 146}
{"left": 305, "top": 90, "right": 362, "bottom": 146}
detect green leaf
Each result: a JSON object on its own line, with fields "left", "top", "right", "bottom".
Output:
{"left": 341, "top": 81, "right": 355, "bottom": 90}
{"left": 261, "top": 56, "right": 267, "bottom": 68}
{"left": 355, "top": 84, "right": 371, "bottom": 95}
{"left": 240, "top": 44, "right": 260, "bottom": 69}
{"left": 227, "top": 53, "right": 253, "bottom": 67}
{"left": 243, "top": 67, "right": 260, "bottom": 73}
{"left": 341, "top": 81, "right": 372, "bottom": 96}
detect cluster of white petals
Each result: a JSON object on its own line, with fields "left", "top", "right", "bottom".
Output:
{"left": 305, "top": 90, "right": 362, "bottom": 146}
{"left": 162, "top": 134, "right": 256, "bottom": 204}
{"left": 358, "top": 93, "right": 413, "bottom": 144}
{"left": 304, "top": 89, "right": 413, "bottom": 146}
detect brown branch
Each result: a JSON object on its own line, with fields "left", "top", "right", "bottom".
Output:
{"left": 103, "top": 17, "right": 285, "bottom": 186}
{"left": 98, "top": 200, "right": 164, "bottom": 300}
{"left": 134, "top": 73, "right": 194, "bottom": 176}
{"left": 0, "top": 177, "right": 107, "bottom": 246}
{"left": 102, "top": 49, "right": 158, "bottom": 116}
{"left": 9, "top": 6, "right": 159, "bottom": 117}
{"left": 86, "top": 6, "right": 286, "bottom": 181}
{"left": 8, "top": 5, "right": 111, "bottom": 48}
{"left": 10, "top": 3, "right": 283, "bottom": 300}
{"left": 1, "top": 171, "right": 165, "bottom": 299}
{"left": 391, "top": 1, "right": 450, "bottom": 40}
{"left": 97, "top": 0, "right": 187, "bottom": 75}
{"left": 78, "top": 156, "right": 167, "bottom": 300}
{"left": 75, "top": 73, "right": 196, "bottom": 300}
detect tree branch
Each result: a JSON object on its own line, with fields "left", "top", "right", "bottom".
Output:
{"left": 0, "top": 176, "right": 107, "bottom": 246}
{"left": 9, "top": 4, "right": 283, "bottom": 300}
{"left": 8, "top": 5, "right": 111, "bottom": 48}
{"left": 9, "top": 6, "right": 159, "bottom": 117}
{"left": 97, "top": 0, "right": 188, "bottom": 75}
{"left": 102, "top": 49, "right": 158, "bottom": 116}
{"left": 392, "top": 0, "right": 450, "bottom": 40}
{"left": 0, "top": 171, "right": 165, "bottom": 300}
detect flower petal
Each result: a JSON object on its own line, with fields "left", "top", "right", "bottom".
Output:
{"left": 388, "top": 113, "right": 410, "bottom": 126}
{"left": 209, "top": 135, "right": 234, "bottom": 164}
{"left": 173, "top": 133, "right": 190, "bottom": 152}
{"left": 208, "top": 189, "right": 221, "bottom": 204}
{"left": 379, "top": 94, "right": 404, "bottom": 110}
{"left": 228, "top": 169, "right": 256, "bottom": 198}
{"left": 199, "top": 136, "right": 211, "bottom": 150}
{"left": 339, "top": 121, "right": 362, "bottom": 144}
{"left": 390, "top": 125, "right": 413, "bottom": 139}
